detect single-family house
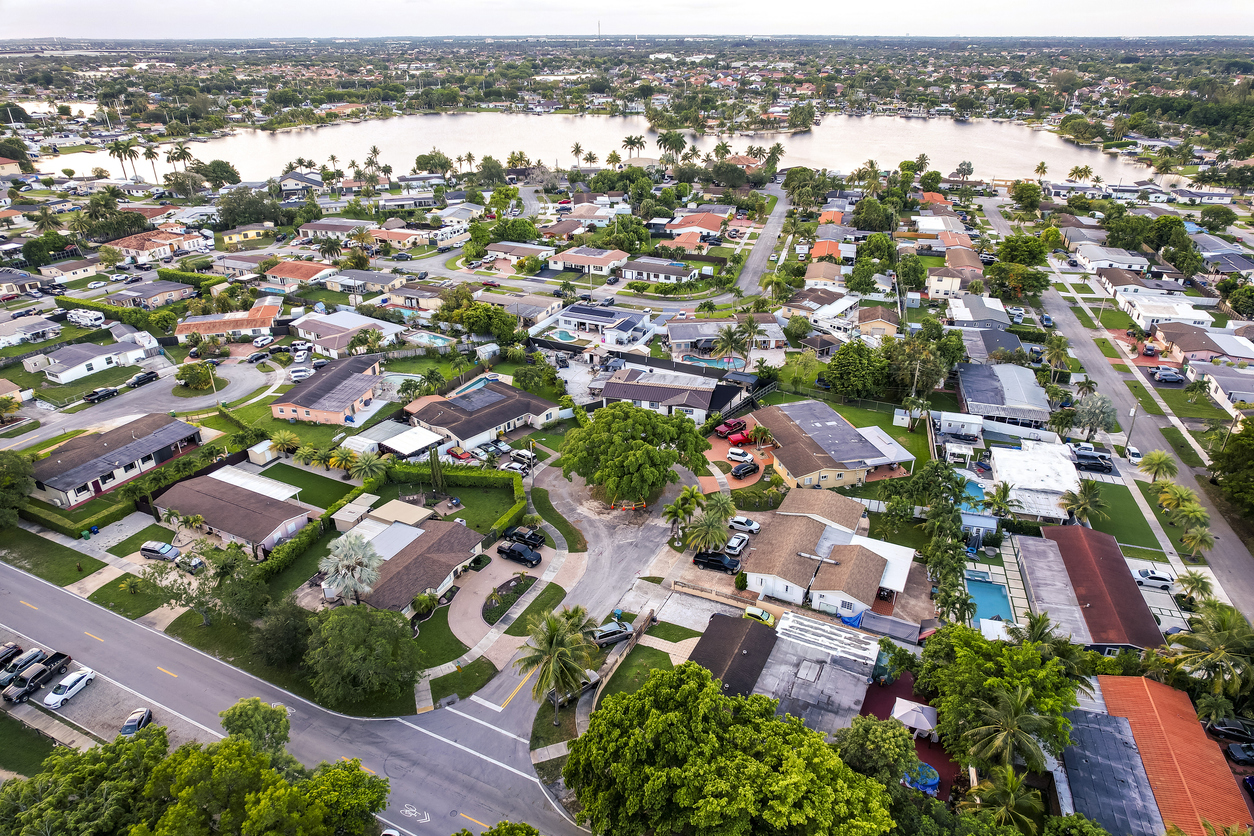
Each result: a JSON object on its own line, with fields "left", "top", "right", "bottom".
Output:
{"left": 289, "top": 310, "right": 405, "bottom": 358}
{"left": 1170, "top": 188, "right": 1234, "bottom": 205}
{"left": 369, "top": 228, "right": 426, "bottom": 250}
{"left": 664, "top": 213, "right": 724, "bottom": 237}
{"left": 298, "top": 218, "right": 379, "bottom": 241}
{"left": 538, "top": 219, "right": 585, "bottom": 240}
{"left": 380, "top": 285, "right": 442, "bottom": 313}
{"left": 485, "top": 242, "right": 556, "bottom": 265}
{"left": 212, "top": 253, "right": 271, "bottom": 277}
{"left": 475, "top": 292, "right": 562, "bottom": 326}
{"left": 221, "top": 223, "right": 273, "bottom": 246}
{"left": 949, "top": 295, "right": 1010, "bottom": 330}
{"left": 105, "top": 280, "right": 195, "bottom": 309}
{"left": 278, "top": 172, "right": 325, "bottom": 198}
{"left": 548, "top": 247, "right": 629, "bottom": 276}
{"left": 325, "top": 269, "right": 408, "bottom": 294}
{"left": 804, "top": 261, "right": 844, "bottom": 288}
{"left": 1188, "top": 363, "right": 1254, "bottom": 411}
{"left": 686, "top": 614, "right": 778, "bottom": 699}
{"left": 800, "top": 333, "right": 842, "bottom": 359}
{"left": 405, "top": 380, "right": 559, "bottom": 452}
{"left": 24, "top": 341, "right": 146, "bottom": 384}
{"left": 174, "top": 301, "right": 281, "bottom": 342}
{"left": 592, "top": 366, "right": 744, "bottom": 424}
{"left": 361, "top": 521, "right": 486, "bottom": 615}
{"left": 111, "top": 229, "right": 205, "bottom": 263}
{"left": 987, "top": 441, "right": 1080, "bottom": 521}
{"left": 1097, "top": 267, "right": 1187, "bottom": 297}
{"left": 1074, "top": 244, "right": 1150, "bottom": 273}
{"left": 38, "top": 259, "right": 98, "bottom": 281}
{"left": 155, "top": 476, "right": 310, "bottom": 555}
{"left": 621, "top": 257, "right": 699, "bottom": 284}
{"left": 1124, "top": 297, "right": 1213, "bottom": 332}
{"left": 857, "top": 306, "right": 899, "bottom": 337}
{"left": 956, "top": 362, "right": 1050, "bottom": 428}
{"left": 944, "top": 247, "right": 985, "bottom": 273}
{"left": 262, "top": 260, "right": 339, "bottom": 290}
{"left": 556, "top": 303, "right": 650, "bottom": 345}
{"left": 0, "top": 315, "right": 61, "bottom": 349}
{"left": 927, "top": 266, "right": 979, "bottom": 298}
{"left": 270, "top": 355, "right": 383, "bottom": 425}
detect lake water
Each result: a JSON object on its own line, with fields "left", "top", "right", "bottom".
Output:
{"left": 47, "top": 112, "right": 1153, "bottom": 187}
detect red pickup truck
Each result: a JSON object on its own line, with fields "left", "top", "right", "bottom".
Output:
{"left": 714, "top": 418, "right": 747, "bottom": 439}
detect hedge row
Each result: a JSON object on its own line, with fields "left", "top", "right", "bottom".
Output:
{"left": 1002, "top": 518, "right": 1044, "bottom": 537}
{"left": 21, "top": 497, "right": 138, "bottom": 538}
{"left": 1035, "top": 367, "right": 1072, "bottom": 386}
{"left": 156, "top": 268, "right": 225, "bottom": 290}
{"left": 55, "top": 295, "right": 152, "bottom": 330}
{"left": 1008, "top": 324, "right": 1049, "bottom": 344}
{"left": 215, "top": 406, "right": 249, "bottom": 431}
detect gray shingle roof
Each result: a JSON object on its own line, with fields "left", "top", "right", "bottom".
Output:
{"left": 33, "top": 414, "right": 200, "bottom": 490}
{"left": 274, "top": 355, "right": 380, "bottom": 413}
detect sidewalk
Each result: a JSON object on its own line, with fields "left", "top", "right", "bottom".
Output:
{"left": 6, "top": 702, "right": 95, "bottom": 752}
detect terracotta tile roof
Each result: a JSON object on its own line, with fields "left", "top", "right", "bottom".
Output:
{"left": 265, "top": 260, "right": 334, "bottom": 281}
{"left": 818, "top": 210, "right": 844, "bottom": 224}
{"left": 1098, "top": 676, "right": 1253, "bottom": 836}
{"left": 811, "top": 240, "right": 845, "bottom": 260}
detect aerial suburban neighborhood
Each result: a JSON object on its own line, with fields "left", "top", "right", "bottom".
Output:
{"left": 3, "top": 21, "right": 1254, "bottom": 836}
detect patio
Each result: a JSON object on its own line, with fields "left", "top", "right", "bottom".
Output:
{"left": 861, "top": 671, "right": 961, "bottom": 802}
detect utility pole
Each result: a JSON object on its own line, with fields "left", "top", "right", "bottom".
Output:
{"left": 1125, "top": 405, "right": 1138, "bottom": 454}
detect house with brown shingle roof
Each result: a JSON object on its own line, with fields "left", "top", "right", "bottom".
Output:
{"left": 857, "top": 305, "right": 899, "bottom": 337}
{"left": 945, "top": 247, "right": 984, "bottom": 273}
{"left": 363, "top": 521, "right": 485, "bottom": 613}
{"left": 810, "top": 546, "right": 889, "bottom": 617}
{"left": 776, "top": 489, "right": 870, "bottom": 536}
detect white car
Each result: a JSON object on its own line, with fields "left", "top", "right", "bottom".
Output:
{"left": 728, "top": 515, "right": 761, "bottom": 534}
{"left": 500, "top": 461, "right": 529, "bottom": 476}
{"left": 87, "top": 281, "right": 108, "bottom": 289}
{"left": 1007, "top": 306, "right": 1026, "bottom": 317}
{"left": 252, "top": 335, "right": 274, "bottom": 348}
{"left": 293, "top": 351, "right": 308, "bottom": 364}
{"left": 43, "top": 668, "right": 94, "bottom": 709}
{"left": 1126, "top": 446, "right": 1142, "bottom": 465}
{"left": 1134, "top": 568, "right": 1174, "bottom": 590}
{"left": 289, "top": 368, "right": 313, "bottom": 382}
{"left": 291, "top": 340, "right": 312, "bottom": 351}
{"left": 727, "top": 447, "right": 754, "bottom": 464}
{"left": 725, "top": 533, "right": 750, "bottom": 556}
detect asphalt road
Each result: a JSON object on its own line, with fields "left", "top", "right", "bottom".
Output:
{"left": 0, "top": 561, "right": 580, "bottom": 836}
{"left": 977, "top": 197, "right": 1014, "bottom": 237}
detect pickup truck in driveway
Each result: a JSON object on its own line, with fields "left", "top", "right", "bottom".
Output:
{"left": 2, "top": 651, "right": 71, "bottom": 703}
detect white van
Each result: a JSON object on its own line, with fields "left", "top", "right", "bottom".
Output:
{"left": 511, "top": 449, "right": 538, "bottom": 467}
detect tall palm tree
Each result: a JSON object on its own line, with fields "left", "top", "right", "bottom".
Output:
{"left": 318, "top": 238, "right": 342, "bottom": 261}
{"left": 1168, "top": 600, "right": 1254, "bottom": 697}
{"left": 686, "top": 512, "right": 731, "bottom": 553}
{"left": 1176, "top": 568, "right": 1214, "bottom": 600}
{"left": 712, "top": 325, "right": 748, "bottom": 370}
{"left": 318, "top": 533, "right": 383, "bottom": 605}
{"left": 1034, "top": 161, "right": 1048, "bottom": 184}
{"left": 583, "top": 151, "right": 598, "bottom": 167}
{"left": 1138, "top": 450, "right": 1178, "bottom": 483}
{"left": 67, "top": 210, "right": 94, "bottom": 241}
{"left": 982, "top": 482, "right": 1025, "bottom": 519}
{"left": 166, "top": 141, "right": 193, "bottom": 172}
{"left": 422, "top": 368, "right": 446, "bottom": 394}
{"left": 965, "top": 684, "right": 1051, "bottom": 771}
{"left": 143, "top": 145, "right": 160, "bottom": 183}
{"left": 31, "top": 207, "right": 63, "bottom": 234}
{"left": 735, "top": 318, "right": 766, "bottom": 366}
{"left": 557, "top": 605, "right": 599, "bottom": 642}
{"left": 959, "top": 765, "right": 1044, "bottom": 835}
{"left": 1044, "top": 334, "right": 1070, "bottom": 384}
{"left": 570, "top": 142, "right": 584, "bottom": 171}
{"left": 662, "top": 501, "right": 688, "bottom": 536}
{"left": 350, "top": 451, "right": 388, "bottom": 481}
{"left": 1181, "top": 527, "right": 1216, "bottom": 561}
{"left": 1047, "top": 409, "right": 1075, "bottom": 439}
{"left": 1074, "top": 378, "right": 1098, "bottom": 398}
{"left": 121, "top": 137, "right": 141, "bottom": 180}
{"left": 703, "top": 493, "right": 736, "bottom": 524}
{"left": 902, "top": 396, "right": 932, "bottom": 432}
{"left": 1059, "top": 479, "right": 1108, "bottom": 524}
{"left": 514, "top": 611, "right": 591, "bottom": 726}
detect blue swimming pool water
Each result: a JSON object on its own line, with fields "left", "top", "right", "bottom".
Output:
{"left": 682, "top": 354, "right": 746, "bottom": 370}
{"left": 554, "top": 330, "right": 580, "bottom": 342}
{"left": 966, "top": 579, "right": 1014, "bottom": 623}
{"left": 961, "top": 480, "right": 985, "bottom": 514}
{"left": 410, "top": 331, "right": 453, "bottom": 346}
{"left": 454, "top": 377, "right": 490, "bottom": 394}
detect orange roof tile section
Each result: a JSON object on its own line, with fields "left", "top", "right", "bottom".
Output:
{"left": 1098, "top": 676, "right": 1252, "bottom": 836}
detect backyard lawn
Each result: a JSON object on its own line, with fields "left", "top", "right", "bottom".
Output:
{"left": 1086, "top": 483, "right": 1159, "bottom": 550}
{"left": 867, "top": 512, "right": 931, "bottom": 552}
{"left": 525, "top": 420, "right": 574, "bottom": 453}
{"left": 429, "top": 657, "right": 498, "bottom": 705}
{"left": 0, "top": 528, "right": 106, "bottom": 585}
{"left": 108, "top": 523, "right": 175, "bottom": 557}
{"left": 87, "top": 573, "right": 168, "bottom": 619}
{"left": 260, "top": 463, "right": 357, "bottom": 509}
{"left": 1124, "top": 381, "right": 1166, "bottom": 416}
{"left": 598, "top": 645, "right": 672, "bottom": 706}
{"left": 648, "top": 621, "right": 702, "bottom": 642}
{"left": 414, "top": 606, "right": 470, "bottom": 667}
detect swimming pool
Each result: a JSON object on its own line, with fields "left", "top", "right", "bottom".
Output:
{"left": 681, "top": 355, "right": 746, "bottom": 370}
{"left": 410, "top": 331, "right": 453, "bottom": 347}
{"left": 553, "top": 330, "right": 580, "bottom": 342}
{"left": 961, "top": 480, "right": 985, "bottom": 514}
{"left": 966, "top": 578, "right": 1014, "bottom": 623}
{"left": 454, "top": 375, "right": 498, "bottom": 395}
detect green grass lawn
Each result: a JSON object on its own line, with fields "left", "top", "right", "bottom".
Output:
{"left": 87, "top": 573, "right": 168, "bottom": 619}
{"left": 598, "top": 645, "right": 672, "bottom": 706}
{"left": 1211, "top": 312, "right": 1230, "bottom": 328}
{"left": 1134, "top": 480, "right": 1206, "bottom": 561}
{"left": 259, "top": 463, "right": 357, "bottom": 508}
{"left": 429, "top": 656, "right": 498, "bottom": 705}
{"left": 1094, "top": 338, "right": 1120, "bottom": 359}
{"left": 525, "top": 421, "right": 574, "bottom": 453}
{"left": 170, "top": 376, "right": 228, "bottom": 398}
{"left": 1, "top": 363, "right": 135, "bottom": 407}
{"left": 504, "top": 582, "right": 568, "bottom": 637}
{"left": 1070, "top": 307, "right": 1096, "bottom": 329}
{"left": 918, "top": 256, "right": 945, "bottom": 268}
{"left": 1124, "top": 380, "right": 1166, "bottom": 415}
{"left": 0, "top": 712, "right": 56, "bottom": 778}
{"left": 1113, "top": 364, "right": 1130, "bottom": 372}
{"left": 414, "top": 606, "right": 470, "bottom": 667}
{"left": 19, "top": 428, "right": 88, "bottom": 455}
{"left": 268, "top": 528, "right": 336, "bottom": 598}
{"left": 0, "top": 324, "right": 103, "bottom": 359}
{"left": 1159, "top": 426, "right": 1206, "bottom": 467}
{"left": 531, "top": 487, "right": 587, "bottom": 551}
{"left": 0, "top": 527, "right": 107, "bottom": 585}
{"left": 1086, "top": 483, "right": 1160, "bottom": 549}
{"left": 107, "top": 523, "right": 174, "bottom": 557}
{"left": 928, "top": 392, "right": 963, "bottom": 414}
{"left": 1095, "top": 308, "right": 1136, "bottom": 331}
{"left": 531, "top": 700, "right": 578, "bottom": 751}
{"left": 867, "top": 513, "right": 931, "bottom": 552}
{"left": 1155, "top": 387, "right": 1229, "bottom": 421}
{"left": 648, "top": 621, "right": 702, "bottom": 642}
{"left": 0, "top": 419, "right": 40, "bottom": 439}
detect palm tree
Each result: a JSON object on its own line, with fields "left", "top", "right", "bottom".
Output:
{"left": 119, "top": 576, "right": 143, "bottom": 595}
{"left": 606, "top": 150, "right": 621, "bottom": 168}
{"left": 66, "top": 211, "right": 94, "bottom": 241}
{"left": 1034, "top": 161, "right": 1048, "bottom": 184}
{"left": 1169, "top": 600, "right": 1254, "bottom": 697}
{"left": 514, "top": 611, "right": 591, "bottom": 726}
{"left": 1181, "top": 527, "right": 1216, "bottom": 561}
{"left": 557, "top": 605, "right": 599, "bottom": 642}
{"left": 1138, "top": 450, "right": 1178, "bottom": 483}
{"left": 1044, "top": 334, "right": 1070, "bottom": 383}
{"left": 295, "top": 444, "right": 319, "bottom": 466}
{"left": 1074, "top": 378, "right": 1098, "bottom": 398}
{"left": 570, "top": 142, "right": 584, "bottom": 171}
{"left": 712, "top": 325, "right": 748, "bottom": 370}
{"left": 960, "top": 765, "right": 1044, "bottom": 835}
{"left": 328, "top": 446, "right": 358, "bottom": 477}
{"left": 735, "top": 318, "right": 766, "bottom": 367}
{"left": 982, "top": 482, "right": 1024, "bottom": 519}
{"left": 421, "top": 368, "right": 446, "bottom": 394}
{"left": 1047, "top": 409, "right": 1075, "bottom": 439}
{"left": 1158, "top": 482, "right": 1197, "bottom": 516}
{"left": 713, "top": 140, "right": 732, "bottom": 160}
{"left": 32, "top": 207, "right": 63, "bottom": 234}
{"left": 311, "top": 447, "right": 334, "bottom": 472}
{"left": 703, "top": 493, "right": 736, "bottom": 524}
{"left": 686, "top": 512, "right": 731, "bottom": 553}
{"left": 662, "top": 501, "right": 688, "bottom": 537}
{"left": 1184, "top": 379, "right": 1210, "bottom": 405}
{"left": 449, "top": 351, "right": 473, "bottom": 383}
{"left": 318, "top": 533, "right": 384, "bottom": 605}
{"left": 350, "top": 451, "right": 388, "bottom": 481}
{"left": 318, "top": 238, "right": 342, "bottom": 261}
{"left": 583, "top": 151, "right": 598, "bottom": 167}
{"left": 143, "top": 145, "right": 160, "bottom": 183}
{"left": 1176, "top": 568, "right": 1214, "bottom": 600}
{"left": 1059, "top": 479, "right": 1108, "bottom": 524}
{"left": 269, "top": 429, "right": 300, "bottom": 458}
{"left": 166, "top": 141, "right": 193, "bottom": 172}
{"left": 965, "top": 684, "right": 1051, "bottom": 771}
{"left": 0, "top": 395, "right": 18, "bottom": 426}
{"left": 902, "top": 396, "right": 931, "bottom": 432}
{"left": 1171, "top": 502, "right": 1209, "bottom": 529}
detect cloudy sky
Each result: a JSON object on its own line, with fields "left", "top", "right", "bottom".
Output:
{"left": 4, "top": 0, "right": 1253, "bottom": 40}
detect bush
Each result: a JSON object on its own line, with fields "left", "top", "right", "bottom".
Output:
{"left": 20, "top": 497, "right": 137, "bottom": 538}
{"left": 1008, "top": 324, "right": 1048, "bottom": 344}
{"left": 735, "top": 571, "right": 748, "bottom": 591}
{"left": 155, "top": 268, "right": 227, "bottom": 290}
{"left": 1002, "top": 518, "right": 1043, "bottom": 537}
{"left": 982, "top": 528, "right": 1004, "bottom": 549}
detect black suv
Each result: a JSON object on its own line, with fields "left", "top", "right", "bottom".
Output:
{"left": 127, "top": 371, "right": 159, "bottom": 388}
{"left": 1074, "top": 452, "right": 1113, "bottom": 473}
{"left": 693, "top": 551, "right": 741, "bottom": 574}
{"left": 503, "top": 526, "right": 545, "bottom": 549}
{"left": 730, "top": 461, "right": 760, "bottom": 480}
{"left": 246, "top": 351, "right": 270, "bottom": 364}
{"left": 84, "top": 387, "right": 119, "bottom": 403}
{"left": 497, "top": 542, "right": 541, "bottom": 567}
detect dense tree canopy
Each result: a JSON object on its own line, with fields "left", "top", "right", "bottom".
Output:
{"left": 305, "top": 605, "right": 425, "bottom": 707}
{"left": 0, "top": 450, "right": 34, "bottom": 529}
{"left": 1211, "top": 418, "right": 1254, "bottom": 514}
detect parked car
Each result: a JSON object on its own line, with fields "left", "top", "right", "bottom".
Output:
{"left": 1069, "top": 442, "right": 1095, "bottom": 454}
{"left": 83, "top": 387, "right": 119, "bottom": 403}
{"left": 176, "top": 556, "right": 205, "bottom": 575}
{"left": 605, "top": 275, "right": 618, "bottom": 285}
{"left": 1143, "top": 345, "right": 1157, "bottom": 357}
{"left": 546, "top": 669, "right": 601, "bottom": 707}
{"left": 312, "top": 358, "right": 331, "bottom": 369}
{"left": 1134, "top": 568, "right": 1174, "bottom": 590}
{"left": 293, "top": 351, "right": 309, "bottom": 363}
{"left": 289, "top": 368, "right": 313, "bottom": 382}
{"left": 43, "top": 667, "right": 95, "bottom": 709}
{"left": 0, "top": 648, "right": 46, "bottom": 688}
{"left": 119, "top": 707, "right": 153, "bottom": 738}
{"left": 3, "top": 652, "right": 71, "bottom": 703}
{"left": 499, "top": 461, "right": 529, "bottom": 477}
{"left": 1074, "top": 452, "right": 1113, "bottom": 473}
{"left": 488, "top": 440, "right": 512, "bottom": 456}
{"left": 0, "top": 642, "right": 21, "bottom": 669}
{"left": 504, "top": 526, "right": 545, "bottom": 549}
{"left": 497, "top": 541, "right": 541, "bottom": 568}
{"left": 600, "top": 297, "right": 614, "bottom": 307}
{"left": 1041, "top": 314, "right": 1054, "bottom": 327}
{"left": 140, "top": 541, "right": 180, "bottom": 561}
{"left": 714, "top": 418, "right": 747, "bottom": 439}
{"left": 1207, "top": 718, "right": 1254, "bottom": 744}
{"left": 269, "top": 345, "right": 291, "bottom": 354}
{"left": 246, "top": 352, "right": 269, "bottom": 364}
{"left": 1154, "top": 369, "right": 1184, "bottom": 383}
{"left": 730, "top": 461, "right": 760, "bottom": 480}
{"left": 481, "top": 279, "right": 500, "bottom": 287}
{"left": 724, "top": 533, "right": 750, "bottom": 556}
{"left": 1006, "top": 306, "right": 1026, "bottom": 317}
{"left": 728, "top": 515, "right": 761, "bottom": 533}
{"left": 1126, "top": 446, "right": 1142, "bottom": 465}
{"left": 743, "top": 606, "right": 776, "bottom": 628}
{"left": 591, "top": 621, "right": 632, "bottom": 648}
{"left": 291, "top": 341, "right": 313, "bottom": 351}
{"left": 726, "top": 447, "right": 753, "bottom": 464}
{"left": 726, "top": 431, "right": 751, "bottom": 446}
{"left": 252, "top": 335, "right": 274, "bottom": 348}
{"left": 692, "top": 551, "right": 741, "bottom": 574}
{"left": 127, "top": 371, "right": 159, "bottom": 388}
{"left": 1227, "top": 744, "right": 1254, "bottom": 766}
{"left": 392, "top": 252, "right": 412, "bottom": 261}
{"left": 448, "top": 446, "right": 473, "bottom": 460}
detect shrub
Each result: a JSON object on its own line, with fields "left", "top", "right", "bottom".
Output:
{"left": 1008, "top": 324, "right": 1048, "bottom": 344}
{"left": 1002, "top": 518, "right": 1043, "bottom": 537}
{"left": 20, "top": 497, "right": 137, "bottom": 538}
{"left": 735, "top": 571, "right": 748, "bottom": 591}
{"left": 155, "top": 268, "right": 228, "bottom": 290}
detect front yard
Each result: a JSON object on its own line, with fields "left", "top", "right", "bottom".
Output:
{"left": 0, "top": 528, "right": 106, "bottom": 586}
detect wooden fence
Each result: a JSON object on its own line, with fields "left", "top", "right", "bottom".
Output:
{"left": 590, "top": 608, "right": 654, "bottom": 708}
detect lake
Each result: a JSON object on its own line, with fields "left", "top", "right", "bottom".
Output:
{"left": 47, "top": 112, "right": 1153, "bottom": 187}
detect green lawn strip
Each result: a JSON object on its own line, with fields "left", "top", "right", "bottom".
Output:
{"left": 1070, "top": 307, "right": 1096, "bottom": 329}
{"left": 0, "top": 527, "right": 107, "bottom": 585}
{"left": 166, "top": 610, "right": 417, "bottom": 717}
{"left": 87, "top": 573, "right": 167, "bottom": 619}
{"left": 4, "top": 364, "right": 136, "bottom": 407}
{"left": 222, "top": 385, "right": 273, "bottom": 409}
{"left": 1095, "top": 308, "right": 1136, "bottom": 331}
{"left": 504, "top": 582, "right": 568, "bottom": 636}
{"left": 0, "top": 420, "right": 39, "bottom": 439}
{"left": 1155, "top": 387, "right": 1229, "bottom": 421}
{"left": 414, "top": 606, "right": 470, "bottom": 667}
{"left": 1093, "top": 338, "right": 1120, "bottom": 359}
{"left": 259, "top": 462, "right": 356, "bottom": 508}
{"left": 267, "top": 528, "right": 336, "bottom": 598}
{"left": 711, "top": 460, "right": 733, "bottom": 474}
{"left": 1119, "top": 545, "right": 1172, "bottom": 564}
{"left": 528, "top": 446, "right": 552, "bottom": 462}
{"left": 525, "top": 421, "right": 573, "bottom": 452}
{"left": 1134, "top": 480, "right": 1205, "bottom": 561}
{"left": 1086, "top": 483, "right": 1160, "bottom": 549}
{"left": 1211, "top": 312, "right": 1230, "bottom": 328}
{"left": 20, "top": 429, "right": 88, "bottom": 455}
{"left": 0, "top": 712, "right": 56, "bottom": 777}
{"left": 530, "top": 699, "right": 578, "bottom": 750}
{"left": 1112, "top": 364, "right": 1131, "bottom": 372}
{"left": 429, "top": 656, "right": 498, "bottom": 705}
{"left": 867, "top": 513, "right": 932, "bottom": 552}
{"left": 195, "top": 415, "right": 238, "bottom": 435}
{"left": 107, "top": 523, "right": 174, "bottom": 557}
{"left": 639, "top": 576, "right": 663, "bottom": 584}
{"left": 648, "top": 621, "right": 702, "bottom": 642}
{"left": 534, "top": 755, "right": 569, "bottom": 784}
{"left": 731, "top": 468, "right": 787, "bottom": 511}
{"left": 531, "top": 487, "right": 587, "bottom": 551}
{"left": 1158, "top": 426, "right": 1205, "bottom": 467}
{"left": 484, "top": 576, "right": 538, "bottom": 624}
{"left": 1124, "top": 381, "right": 1166, "bottom": 416}
{"left": 598, "top": 645, "right": 673, "bottom": 706}
{"left": 170, "top": 376, "right": 228, "bottom": 398}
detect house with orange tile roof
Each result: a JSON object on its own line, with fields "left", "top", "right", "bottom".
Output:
{"left": 669, "top": 230, "right": 706, "bottom": 253}
{"left": 818, "top": 210, "right": 844, "bottom": 225}
{"left": 1097, "top": 676, "right": 1253, "bottom": 836}
{"left": 369, "top": 228, "right": 426, "bottom": 249}
{"left": 174, "top": 302, "right": 282, "bottom": 342}
{"left": 665, "top": 213, "right": 724, "bottom": 236}
{"left": 111, "top": 229, "right": 206, "bottom": 262}
{"left": 121, "top": 205, "right": 179, "bottom": 222}
{"left": 722, "top": 154, "right": 761, "bottom": 171}
{"left": 919, "top": 192, "right": 952, "bottom": 206}
{"left": 263, "top": 260, "right": 339, "bottom": 289}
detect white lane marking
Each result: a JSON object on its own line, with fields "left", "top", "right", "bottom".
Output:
{"left": 469, "top": 694, "right": 504, "bottom": 713}
{"left": 446, "top": 707, "right": 528, "bottom": 743}
{"left": 394, "top": 718, "right": 537, "bottom": 781}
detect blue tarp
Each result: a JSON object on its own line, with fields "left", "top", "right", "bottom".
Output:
{"left": 840, "top": 610, "right": 865, "bottom": 629}
{"left": 905, "top": 763, "right": 940, "bottom": 795}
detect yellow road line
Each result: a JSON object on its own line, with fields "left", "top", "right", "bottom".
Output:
{"left": 157, "top": 666, "right": 177, "bottom": 678}
{"left": 84, "top": 632, "right": 104, "bottom": 642}
{"left": 500, "top": 667, "right": 535, "bottom": 709}
{"left": 460, "top": 813, "right": 490, "bottom": 828}
{"left": 19, "top": 601, "right": 36, "bottom": 610}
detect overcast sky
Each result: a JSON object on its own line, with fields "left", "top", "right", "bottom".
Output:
{"left": 4, "top": 0, "right": 1253, "bottom": 40}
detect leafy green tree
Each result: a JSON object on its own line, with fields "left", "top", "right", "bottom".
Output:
{"left": 783, "top": 314, "right": 812, "bottom": 342}
{"left": 1010, "top": 180, "right": 1042, "bottom": 212}
{"left": 564, "top": 662, "right": 893, "bottom": 836}
{"left": 831, "top": 714, "right": 921, "bottom": 787}
{"left": 304, "top": 606, "right": 424, "bottom": 706}
{"left": 301, "top": 758, "right": 391, "bottom": 836}
{"left": 453, "top": 823, "right": 540, "bottom": 836}
{"left": 825, "top": 341, "right": 886, "bottom": 400}
{"left": 896, "top": 252, "right": 927, "bottom": 291}
{"left": 1199, "top": 205, "right": 1237, "bottom": 233}
{"left": 318, "top": 532, "right": 382, "bottom": 605}
{"left": 1044, "top": 813, "right": 1113, "bottom": 836}
{"left": 561, "top": 402, "right": 711, "bottom": 503}
{"left": 965, "top": 685, "right": 1051, "bottom": 771}
{"left": 851, "top": 196, "right": 893, "bottom": 232}
{"left": 175, "top": 361, "right": 216, "bottom": 390}
{"left": 919, "top": 170, "right": 942, "bottom": 192}
{"left": 219, "top": 697, "right": 292, "bottom": 758}
{"left": 995, "top": 235, "right": 1047, "bottom": 266}
{"left": 0, "top": 450, "right": 34, "bottom": 528}
{"left": 1074, "top": 393, "right": 1117, "bottom": 441}
{"left": 251, "top": 596, "right": 311, "bottom": 668}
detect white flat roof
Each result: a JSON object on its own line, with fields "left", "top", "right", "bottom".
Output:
{"left": 385, "top": 425, "right": 443, "bottom": 456}
{"left": 209, "top": 465, "right": 300, "bottom": 502}
{"left": 776, "top": 612, "right": 879, "bottom": 671}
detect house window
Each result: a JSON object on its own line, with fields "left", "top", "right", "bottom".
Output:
{"left": 277, "top": 408, "right": 284, "bottom": 414}
{"left": 105, "top": 356, "right": 113, "bottom": 365}
{"left": 804, "top": 477, "right": 813, "bottom": 485}
{"left": 840, "top": 601, "right": 854, "bottom": 611}
{"left": 76, "top": 484, "right": 90, "bottom": 494}
{"left": 123, "top": 462, "right": 137, "bottom": 473}
{"left": 820, "top": 474, "right": 828, "bottom": 481}
{"left": 836, "top": 473, "right": 843, "bottom": 480}
{"left": 784, "top": 585, "right": 790, "bottom": 592}
{"left": 101, "top": 473, "right": 115, "bottom": 485}
{"left": 141, "top": 454, "right": 154, "bottom": 464}
{"left": 304, "top": 410, "right": 311, "bottom": 416}
{"left": 85, "top": 363, "right": 94, "bottom": 372}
